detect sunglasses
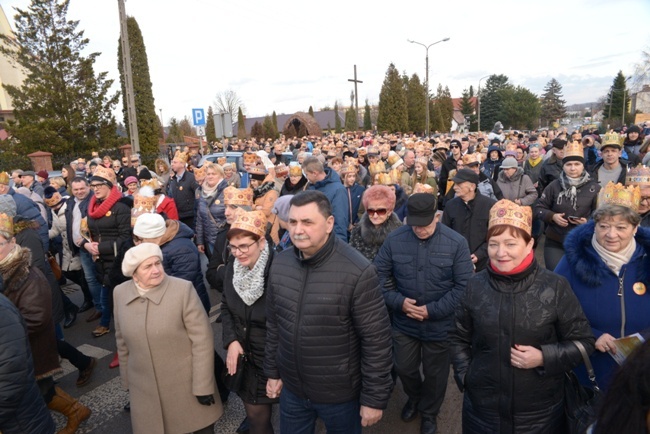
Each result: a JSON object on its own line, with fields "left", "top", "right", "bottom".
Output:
{"left": 367, "top": 208, "right": 388, "bottom": 216}
{"left": 450, "top": 145, "right": 460, "bottom": 149}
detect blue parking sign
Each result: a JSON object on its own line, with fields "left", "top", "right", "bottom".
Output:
{"left": 192, "top": 108, "right": 206, "bottom": 126}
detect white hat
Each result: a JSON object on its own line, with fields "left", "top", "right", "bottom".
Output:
{"left": 122, "top": 243, "right": 163, "bottom": 277}
{"left": 133, "top": 213, "right": 166, "bottom": 239}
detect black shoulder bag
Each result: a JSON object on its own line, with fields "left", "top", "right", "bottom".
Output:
{"left": 222, "top": 308, "right": 253, "bottom": 393}
{"left": 564, "top": 340, "right": 602, "bottom": 434}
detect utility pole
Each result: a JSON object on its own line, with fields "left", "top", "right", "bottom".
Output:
{"left": 348, "top": 65, "right": 363, "bottom": 130}
{"left": 118, "top": 0, "right": 139, "bottom": 153}
{"left": 159, "top": 109, "right": 164, "bottom": 143}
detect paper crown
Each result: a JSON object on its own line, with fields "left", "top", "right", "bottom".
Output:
{"left": 0, "top": 212, "right": 13, "bottom": 235}
{"left": 375, "top": 169, "right": 401, "bottom": 186}
{"left": 412, "top": 183, "right": 435, "bottom": 195}
{"left": 367, "top": 146, "right": 379, "bottom": 155}
{"left": 247, "top": 165, "right": 267, "bottom": 176}
{"left": 44, "top": 190, "right": 63, "bottom": 208}
{"left": 230, "top": 210, "right": 267, "bottom": 238}
{"left": 275, "top": 163, "right": 289, "bottom": 178}
{"left": 340, "top": 164, "right": 357, "bottom": 175}
{"left": 598, "top": 182, "right": 641, "bottom": 213}
{"left": 93, "top": 165, "right": 116, "bottom": 184}
{"left": 563, "top": 140, "right": 584, "bottom": 160}
{"left": 368, "top": 161, "right": 387, "bottom": 177}
{"left": 404, "top": 140, "right": 416, "bottom": 149}
{"left": 415, "top": 157, "right": 429, "bottom": 167}
{"left": 140, "top": 178, "right": 162, "bottom": 190}
{"left": 131, "top": 193, "right": 158, "bottom": 227}
{"left": 224, "top": 186, "right": 253, "bottom": 206}
{"left": 357, "top": 147, "right": 367, "bottom": 155}
{"left": 193, "top": 165, "right": 207, "bottom": 182}
{"left": 626, "top": 165, "right": 650, "bottom": 187}
{"left": 243, "top": 152, "right": 258, "bottom": 165}
{"left": 387, "top": 151, "right": 403, "bottom": 169}
{"left": 289, "top": 165, "right": 303, "bottom": 177}
{"left": 0, "top": 172, "right": 9, "bottom": 185}
{"left": 174, "top": 150, "right": 189, "bottom": 163}
{"left": 602, "top": 132, "right": 622, "bottom": 148}
{"left": 462, "top": 153, "right": 482, "bottom": 166}
{"left": 489, "top": 199, "right": 533, "bottom": 235}
{"left": 217, "top": 157, "right": 227, "bottom": 166}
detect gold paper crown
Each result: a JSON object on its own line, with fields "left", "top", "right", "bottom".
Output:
{"left": 93, "top": 165, "right": 116, "bottom": 184}
{"left": 44, "top": 191, "right": 63, "bottom": 208}
{"left": 224, "top": 186, "right": 253, "bottom": 206}
{"left": 368, "top": 161, "right": 386, "bottom": 177}
{"left": 462, "top": 153, "right": 482, "bottom": 166}
{"left": 415, "top": 157, "right": 429, "bottom": 166}
{"left": 413, "top": 183, "right": 435, "bottom": 195}
{"left": 131, "top": 194, "right": 158, "bottom": 227}
{"left": 217, "top": 157, "right": 227, "bottom": 166}
{"left": 231, "top": 210, "right": 267, "bottom": 238}
{"left": 275, "top": 163, "right": 289, "bottom": 177}
{"left": 193, "top": 165, "right": 207, "bottom": 182}
{"left": 602, "top": 132, "right": 622, "bottom": 148}
{"left": 247, "top": 166, "right": 267, "bottom": 176}
{"left": 376, "top": 169, "right": 401, "bottom": 186}
{"left": 340, "top": 164, "right": 357, "bottom": 175}
{"left": 563, "top": 140, "right": 584, "bottom": 159}
{"left": 489, "top": 199, "right": 533, "bottom": 235}
{"left": 140, "top": 178, "right": 162, "bottom": 190}
{"left": 0, "top": 172, "right": 9, "bottom": 185}
{"left": 344, "top": 156, "right": 358, "bottom": 165}
{"left": 0, "top": 212, "right": 14, "bottom": 235}
{"left": 626, "top": 165, "right": 650, "bottom": 187}
{"left": 357, "top": 147, "right": 367, "bottom": 156}
{"left": 598, "top": 182, "right": 641, "bottom": 212}
{"left": 289, "top": 165, "right": 303, "bottom": 177}
{"left": 243, "top": 152, "right": 258, "bottom": 165}
{"left": 387, "top": 151, "right": 402, "bottom": 168}
{"left": 174, "top": 150, "right": 189, "bottom": 163}
{"left": 404, "top": 140, "right": 415, "bottom": 149}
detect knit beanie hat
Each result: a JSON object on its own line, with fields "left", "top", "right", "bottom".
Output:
{"left": 0, "top": 195, "right": 17, "bottom": 217}
{"left": 133, "top": 213, "right": 166, "bottom": 239}
{"left": 122, "top": 243, "right": 163, "bottom": 277}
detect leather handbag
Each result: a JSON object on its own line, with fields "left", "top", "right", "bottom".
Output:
{"left": 47, "top": 252, "right": 63, "bottom": 281}
{"left": 564, "top": 340, "right": 602, "bottom": 434}
{"left": 222, "top": 309, "right": 254, "bottom": 394}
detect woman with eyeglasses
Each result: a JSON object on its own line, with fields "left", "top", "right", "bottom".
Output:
{"left": 221, "top": 210, "right": 277, "bottom": 434}
{"left": 349, "top": 185, "right": 402, "bottom": 261}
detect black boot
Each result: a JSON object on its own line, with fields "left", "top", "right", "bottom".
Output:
{"left": 64, "top": 304, "right": 79, "bottom": 329}
{"left": 78, "top": 300, "right": 94, "bottom": 313}
{"left": 236, "top": 416, "right": 250, "bottom": 434}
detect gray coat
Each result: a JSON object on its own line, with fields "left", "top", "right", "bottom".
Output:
{"left": 496, "top": 168, "right": 538, "bottom": 206}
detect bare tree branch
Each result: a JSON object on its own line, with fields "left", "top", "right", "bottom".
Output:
{"left": 213, "top": 89, "right": 246, "bottom": 121}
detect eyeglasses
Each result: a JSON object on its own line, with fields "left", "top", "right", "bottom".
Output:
{"left": 227, "top": 240, "right": 258, "bottom": 254}
{"left": 640, "top": 197, "right": 650, "bottom": 204}
{"left": 450, "top": 145, "right": 460, "bottom": 149}
{"left": 367, "top": 208, "right": 388, "bottom": 216}
{"left": 89, "top": 183, "right": 107, "bottom": 189}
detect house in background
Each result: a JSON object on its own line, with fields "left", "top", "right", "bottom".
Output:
{"left": 450, "top": 96, "right": 477, "bottom": 132}
{"left": 233, "top": 109, "right": 344, "bottom": 137}
{"left": 0, "top": 6, "right": 26, "bottom": 128}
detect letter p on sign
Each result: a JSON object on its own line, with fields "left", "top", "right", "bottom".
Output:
{"left": 192, "top": 108, "right": 206, "bottom": 126}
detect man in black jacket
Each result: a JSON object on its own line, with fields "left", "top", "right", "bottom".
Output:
{"left": 167, "top": 152, "right": 199, "bottom": 230}
{"left": 265, "top": 190, "right": 392, "bottom": 433}
{"left": 537, "top": 139, "right": 566, "bottom": 194}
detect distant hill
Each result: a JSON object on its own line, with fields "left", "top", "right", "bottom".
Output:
{"left": 566, "top": 102, "right": 597, "bottom": 112}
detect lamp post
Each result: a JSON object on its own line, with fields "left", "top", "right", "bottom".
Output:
{"left": 477, "top": 75, "right": 490, "bottom": 133}
{"left": 408, "top": 37, "right": 450, "bottom": 137}
{"left": 622, "top": 76, "right": 631, "bottom": 127}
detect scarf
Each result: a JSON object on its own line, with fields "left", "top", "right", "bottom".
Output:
{"left": 527, "top": 156, "right": 543, "bottom": 167}
{"left": 489, "top": 250, "right": 534, "bottom": 276}
{"left": 591, "top": 233, "right": 637, "bottom": 276}
{"left": 557, "top": 171, "right": 591, "bottom": 210}
{"left": 0, "top": 244, "right": 21, "bottom": 269}
{"left": 253, "top": 181, "right": 275, "bottom": 200}
{"left": 88, "top": 186, "right": 123, "bottom": 219}
{"left": 232, "top": 244, "right": 269, "bottom": 306}
{"left": 201, "top": 183, "right": 218, "bottom": 198}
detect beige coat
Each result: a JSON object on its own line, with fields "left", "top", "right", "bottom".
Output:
{"left": 114, "top": 275, "right": 222, "bottom": 434}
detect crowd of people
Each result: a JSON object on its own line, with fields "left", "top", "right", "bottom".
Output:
{"left": 1, "top": 121, "right": 650, "bottom": 434}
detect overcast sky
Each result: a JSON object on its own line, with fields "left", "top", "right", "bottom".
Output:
{"left": 3, "top": 0, "right": 650, "bottom": 126}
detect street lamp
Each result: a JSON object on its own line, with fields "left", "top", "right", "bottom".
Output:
{"left": 477, "top": 75, "right": 490, "bottom": 133}
{"left": 408, "top": 37, "right": 450, "bottom": 137}
{"left": 622, "top": 76, "right": 631, "bottom": 127}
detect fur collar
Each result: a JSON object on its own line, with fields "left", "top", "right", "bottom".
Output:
{"left": 563, "top": 220, "right": 650, "bottom": 286}
{"left": 359, "top": 212, "right": 403, "bottom": 246}
{"left": 0, "top": 246, "right": 32, "bottom": 297}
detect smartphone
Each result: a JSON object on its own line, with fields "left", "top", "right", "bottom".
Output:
{"left": 568, "top": 216, "right": 580, "bottom": 220}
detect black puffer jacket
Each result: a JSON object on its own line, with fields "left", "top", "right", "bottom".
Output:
{"left": 0, "top": 292, "right": 56, "bottom": 434}
{"left": 264, "top": 234, "right": 393, "bottom": 409}
{"left": 450, "top": 260, "right": 595, "bottom": 434}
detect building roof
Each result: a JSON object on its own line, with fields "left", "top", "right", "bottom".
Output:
{"left": 233, "top": 110, "right": 344, "bottom": 135}
{"left": 451, "top": 96, "right": 477, "bottom": 112}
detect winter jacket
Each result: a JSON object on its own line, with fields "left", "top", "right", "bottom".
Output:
{"left": 166, "top": 170, "right": 199, "bottom": 220}
{"left": 555, "top": 222, "right": 650, "bottom": 390}
{"left": 156, "top": 195, "right": 179, "bottom": 220}
{"left": 280, "top": 176, "right": 308, "bottom": 196}
{"left": 534, "top": 178, "right": 600, "bottom": 243}
{"left": 523, "top": 157, "right": 544, "bottom": 186}
{"left": 591, "top": 159, "right": 628, "bottom": 186}
{"left": 441, "top": 192, "right": 497, "bottom": 271}
{"left": 345, "top": 183, "right": 366, "bottom": 227}
{"left": 48, "top": 200, "right": 81, "bottom": 272}
{"left": 0, "top": 292, "right": 56, "bottom": 434}
{"left": 374, "top": 224, "right": 473, "bottom": 341}
{"left": 496, "top": 168, "right": 538, "bottom": 206}
{"left": 482, "top": 146, "right": 503, "bottom": 180}
{"left": 438, "top": 154, "right": 461, "bottom": 196}
{"left": 307, "top": 169, "right": 349, "bottom": 241}
{"left": 349, "top": 212, "right": 402, "bottom": 261}
{"left": 264, "top": 234, "right": 393, "bottom": 409}
{"left": 477, "top": 172, "right": 503, "bottom": 201}
{"left": 0, "top": 247, "right": 61, "bottom": 380}
{"left": 205, "top": 225, "right": 229, "bottom": 293}
{"left": 642, "top": 212, "right": 650, "bottom": 228}
{"left": 7, "top": 188, "right": 49, "bottom": 250}
{"left": 537, "top": 154, "right": 563, "bottom": 194}
{"left": 195, "top": 180, "right": 228, "bottom": 250}
{"left": 65, "top": 192, "right": 92, "bottom": 255}
{"left": 221, "top": 248, "right": 277, "bottom": 404}
{"left": 450, "top": 260, "right": 595, "bottom": 434}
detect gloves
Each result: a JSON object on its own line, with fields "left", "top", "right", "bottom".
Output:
{"left": 196, "top": 394, "right": 215, "bottom": 406}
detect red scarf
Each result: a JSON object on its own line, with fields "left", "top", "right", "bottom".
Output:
{"left": 88, "top": 186, "right": 123, "bottom": 219}
{"left": 489, "top": 250, "right": 534, "bottom": 276}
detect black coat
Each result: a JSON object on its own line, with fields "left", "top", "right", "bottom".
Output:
{"left": 264, "top": 234, "right": 393, "bottom": 409}
{"left": 205, "top": 225, "right": 229, "bottom": 293}
{"left": 438, "top": 154, "right": 460, "bottom": 198}
{"left": 221, "top": 248, "right": 276, "bottom": 404}
{"left": 166, "top": 171, "right": 199, "bottom": 219}
{"left": 441, "top": 192, "right": 497, "bottom": 271}
{"left": 450, "top": 260, "right": 595, "bottom": 434}
{"left": 537, "top": 155, "right": 563, "bottom": 194}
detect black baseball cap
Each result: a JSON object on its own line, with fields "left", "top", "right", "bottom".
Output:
{"left": 407, "top": 194, "right": 438, "bottom": 226}
{"left": 451, "top": 168, "right": 479, "bottom": 185}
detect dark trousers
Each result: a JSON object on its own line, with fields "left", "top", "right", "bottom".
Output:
{"left": 57, "top": 339, "right": 92, "bottom": 371}
{"left": 64, "top": 268, "right": 93, "bottom": 304}
{"left": 180, "top": 215, "right": 195, "bottom": 231}
{"left": 392, "top": 330, "right": 449, "bottom": 419}
{"left": 543, "top": 238, "right": 565, "bottom": 271}
{"left": 279, "top": 387, "right": 361, "bottom": 434}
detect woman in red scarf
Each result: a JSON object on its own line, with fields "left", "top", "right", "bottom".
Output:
{"left": 81, "top": 165, "right": 132, "bottom": 338}
{"left": 450, "top": 199, "right": 595, "bottom": 433}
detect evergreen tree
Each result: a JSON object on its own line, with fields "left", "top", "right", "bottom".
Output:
{"left": 262, "top": 115, "right": 275, "bottom": 139}
{"left": 363, "top": 99, "right": 372, "bottom": 131}
{"left": 345, "top": 106, "right": 357, "bottom": 131}
{"left": 406, "top": 74, "right": 426, "bottom": 134}
{"left": 499, "top": 86, "right": 541, "bottom": 130}
{"left": 117, "top": 16, "right": 159, "bottom": 162}
{"left": 205, "top": 106, "right": 216, "bottom": 143}
{"left": 251, "top": 121, "right": 263, "bottom": 140}
{"left": 539, "top": 78, "right": 567, "bottom": 127}
{"left": 179, "top": 117, "right": 194, "bottom": 138}
{"left": 603, "top": 71, "right": 632, "bottom": 127}
{"left": 272, "top": 111, "right": 279, "bottom": 139}
{"left": 479, "top": 74, "right": 510, "bottom": 132}
{"left": 430, "top": 102, "right": 444, "bottom": 133}
{"left": 377, "top": 63, "right": 408, "bottom": 132}
{"left": 166, "top": 117, "right": 182, "bottom": 143}
{"left": 334, "top": 101, "right": 342, "bottom": 133}
{"left": 308, "top": 106, "right": 315, "bottom": 117}
{"left": 0, "top": 0, "right": 119, "bottom": 157}
{"left": 237, "top": 107, "right": 246, "bottom": 138}
{"left": 434, "top": 84, "right": 454, "bottom": 132}
{"left": 460, "top": 88, "right": 477, "bottom": 131}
